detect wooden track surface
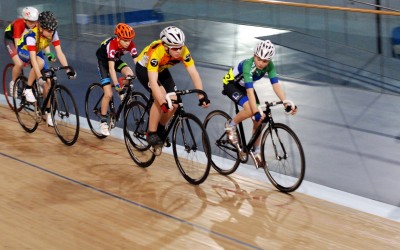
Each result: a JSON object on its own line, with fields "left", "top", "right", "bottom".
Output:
{"left": 1, "top": 105, "right": 399, "bottom": 249}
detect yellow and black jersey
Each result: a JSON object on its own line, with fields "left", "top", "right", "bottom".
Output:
{"left": 137, "top": 40, "right": 194, "bottom": 72}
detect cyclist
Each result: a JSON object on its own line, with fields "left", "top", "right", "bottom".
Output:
{"left": 17, "top": 11, "right": 76, "bottom": 126}
{"left": 135, "top": 26, "right": 210, "bottom": 154}
{"left": 222, "top": 40, "right": 297, "bottom": 166}
{"left": 4, "top": 7, "right": 38, "bottom": 97}
{"left": 96, "top": 23, "right": 138, "bottom": 136}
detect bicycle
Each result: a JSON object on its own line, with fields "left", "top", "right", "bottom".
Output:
{"left": 12, "top": 66, "right": 80, "bottom": 146}
{"left": 203, "top": 99, "right": 305, "bottom": 193}
{"left": 2, "top": 62, "right": 27, "bottom": 110}
{"left": 124, "top": 89, "right": 212, "bottom": 185}
{"left": 84, "top": 75, "right": 149, "bottom": 139}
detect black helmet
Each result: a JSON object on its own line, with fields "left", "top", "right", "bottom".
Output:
{"left": 38, "top": 11, "right": 58, "bottom": 31}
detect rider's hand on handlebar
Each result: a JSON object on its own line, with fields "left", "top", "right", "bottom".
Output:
{"left": 160, "top": 102, "right": 170, "bottom": 113}
{"left": 285, "top": 105, "right": 298, "bottom": 115}
{"left": 38, "top": 76, "right": 47, "bottom": 86}
{"left": 45, "top": 52, "right": 56, "bottom": 62}
{"left": 67, "top": 70, "right": 77, "bottom": 80}
{"left": 198, "top": 96, "right": 210, "bottom": 108}
{"left": 252, "top": 111, "right": 262, "bottom": 122}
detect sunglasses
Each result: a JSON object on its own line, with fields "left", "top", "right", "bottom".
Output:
{"left": 168, "top": 46, "right": 183, "bottom": 51}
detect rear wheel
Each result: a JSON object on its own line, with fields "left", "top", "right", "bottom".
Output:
{"left": 85, "top": 83, "right": 107, "bottom": 138}
{"left": 124, "top": 100, "right": 155, "bottom": 167}
{"left": 52, "top": 85, "right": 80, "bottom": 146}
{"left": 203, "top": 110, "right": 240, "bottom": 175}
{"left": 13, "top": 76, "right": 39, "bottom": 133}
{"left": 3, "top": 63, "right": 14, "bottom": 110}
{"left": 173, "top": 113, "right": 211, "bottom": 185}
{"left": 261, "top": 123, "right": 305, "bottom": 193}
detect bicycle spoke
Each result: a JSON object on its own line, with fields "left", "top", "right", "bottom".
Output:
{"left": 85, "top": 83, "right": 107, "bottom": 138}
{"left": 52, "top": 85, "right": 80, "bottom": 145}
{"left": 3, "top": 63, "right": 15, "bottom": 110}
{"left": 173, "top": 113, "right": 211, "bottom": 185}
{"left": 262, "top": 123, "right": 305, "bottom": 192}
{"left": 13, "top": 76, "right": 39, "bottom": 133}
{"left": 203, "top": 110, "right": 240, "bottom": 175}
{"left": 124, "top": 101, "right": 155, "bottom": 167}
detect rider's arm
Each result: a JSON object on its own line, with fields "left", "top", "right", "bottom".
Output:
{"left": 148, "top": 71, "right": 164, "bottom": 105}
{"left": 186, "top": 65, "right": 207, "bottom": 103}
{"left": 271, "top": 82, "right": 287, "bottom": 102}
{"left": 53, "top": 44, "right": 68, "bottom": 67}
{"left": 246, "top": 86, "right": 259, "bottom": 114}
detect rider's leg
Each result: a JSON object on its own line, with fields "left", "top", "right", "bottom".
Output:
{"left": 101, "top": 84, "right": 113, "bottom": 116}
{"left": 11, "top": 54, "right": 23, "bottom": 82}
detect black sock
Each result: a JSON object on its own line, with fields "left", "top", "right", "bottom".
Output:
{"left": 157, "top": 124, "right": 165, "bottom": 137}
{"left": 101, "top": 115, "right": 107, "bottom": 123}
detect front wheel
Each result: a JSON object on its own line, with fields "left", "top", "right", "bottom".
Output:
{"left": 51, "top": 85, "right": 80, "bottom": 146}
{"left": 124, "top": 100, "right": 155, "bottom": 168}
{"left": 172, "top": 113, "right": 211, "bottom": 185}
{"left": 13, "top": 76, "right": 39, "bottom": 133}
{"left": 203, "top": 110, "right": 241, "bottom": 175}
{"left": 85, "top": 82, "right": 107, "bottom": 138}
{"left": 261, "top": 123, "right": 305, "bottom": 193}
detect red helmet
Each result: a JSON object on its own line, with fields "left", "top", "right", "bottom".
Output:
{"left": 114, "top": 23, "right": 135, "bottom": 40}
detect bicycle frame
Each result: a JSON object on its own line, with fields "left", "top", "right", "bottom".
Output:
{"left": 108, "top": 78, "right": 147, "bottom": 129}
{"left": 109, "top": 83, "right": 134, "bottom": 126}
{"left": 234, "top": 102, "right": 273, "bottom": 162}
{"left": 141, "top": 90, "right": 193, "bottom": 144}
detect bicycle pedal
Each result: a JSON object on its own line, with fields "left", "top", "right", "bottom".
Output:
{"left": 235, "top": 144, "right": 247, "bottom": 161}
{"left": 153, "top": 145, "right": 162, "bottom": 156}
{"left": 164, "top": 138, "right": 171, "bottom": 148}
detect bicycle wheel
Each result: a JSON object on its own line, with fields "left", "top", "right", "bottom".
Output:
{"left": 172, "top": 113, "right": 211, "bottom": 185}
{"left": 51, "top": 85, "right": 80, "bottom": 146}
{"left": 130, "top": 91, "right": 149, "bottom": 105}
{"left": 203, "top": 110, "right": 240, "bottom": 175}
{"left": 85, "top": 82, "right": 107, "bottom": 138}
{"left": 2, "top": 63, "right": 14, "bottom": 110}
{"left": 261, "top": 123, "right": 305, "bottom": 193}
{"left": 13, "top": 76, "right": 39, "bottom": 133}
{"left": 124, "top": 100, "right": 155, "bottom": 168}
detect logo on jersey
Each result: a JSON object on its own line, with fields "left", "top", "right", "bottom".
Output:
{"left": 109, "top": 49, "right": 116, "bottom": 58}
{"left": 150, "top": 59, "right": 159, "bottom": 67}
{"left": 184, "top": 54, "right": 191, "bottom": 62}
{"left": 232, "top": 92, "right": 241, "bottom": 101}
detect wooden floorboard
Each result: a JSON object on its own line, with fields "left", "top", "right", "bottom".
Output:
{"left": 1, "top": 105, "right": 399, "bottom": 249}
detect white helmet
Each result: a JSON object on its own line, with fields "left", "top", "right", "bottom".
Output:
{"left": 254, "top": 40, "right": 275, "bottom": 60}
{"left": 21, "top": 6, "right": 39, "bottom": 21}
{"left": 160, "top": 26, "right": 185, "bottom": 47}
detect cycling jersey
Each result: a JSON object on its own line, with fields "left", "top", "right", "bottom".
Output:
{"left": 96, "top": 36, "right": 138, "bottom": 62}
{"left": 17, "top": 26, "right": 60, "bottom": 53}
{"left": 137, "top": 40, "right": 194, "bottom": 72}
{"left": 4, "top": 18, "right": 29, "bottom": 41}
{"left": 222, "top": 57, "right": 278, "bottom": 88}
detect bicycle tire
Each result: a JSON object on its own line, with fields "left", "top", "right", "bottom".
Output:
{"left": 3, "top": 63, "right": 14, "bottom": 110}
{"left": 13, "top": 76, "right": 39, "bottom": 133}
{"left": 124, "top": 100, "right": 155, "bottom": 168}
{"left": 129, "top": 90, "right": 149, "bottom": 106}
{"left": 172, "top": 113, "right": 211, "bottom": 185}
{"left": 52, "top": 85, "right": 80, "bottom": 146}
{"left": 203, "top": 110, "right": 241, "bottom": 175}
{"left": 261, "top": 123, "right": 305, "bottom": 193}
{"left": 85, "top": 82, "right": 107, "bottom": 139}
